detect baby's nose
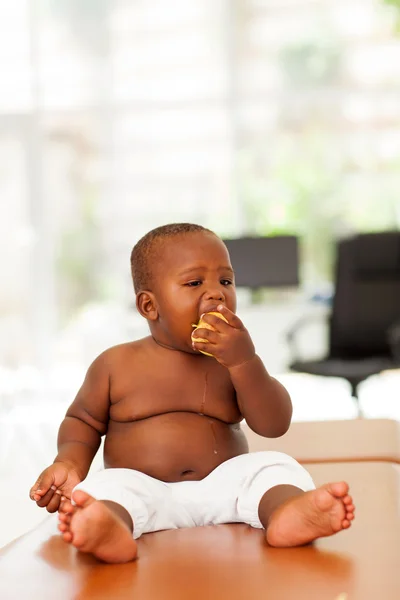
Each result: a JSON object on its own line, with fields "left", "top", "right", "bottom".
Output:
{"left": 204, "top": 288, "right": 225, "bottom": 302}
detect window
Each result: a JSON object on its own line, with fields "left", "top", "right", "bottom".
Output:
{"left": 1, "top": 0, "right": 400, "bottom": 367}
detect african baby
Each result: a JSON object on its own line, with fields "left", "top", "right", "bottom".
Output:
{"left": 30, "top": 223, "right": 355, "bottom": 563}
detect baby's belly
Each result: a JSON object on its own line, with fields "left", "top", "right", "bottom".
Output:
{"left": 103, "top": 412, "right": 249, "bottom": 482}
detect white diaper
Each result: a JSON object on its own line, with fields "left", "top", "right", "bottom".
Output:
{"left": 73, "top": 451, "right": 315, "bottom": 539}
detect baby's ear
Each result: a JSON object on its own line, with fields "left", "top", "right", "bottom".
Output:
{"left": 136, "top": 291, "right": 158, "bottom": 321}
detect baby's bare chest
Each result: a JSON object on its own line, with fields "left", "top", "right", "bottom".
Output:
{"left": 109, "top": 357, "right": 241, "bottom": 423}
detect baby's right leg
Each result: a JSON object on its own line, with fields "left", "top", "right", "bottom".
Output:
{"left": 58, "top": 491, "right": 137, "bottom": 563}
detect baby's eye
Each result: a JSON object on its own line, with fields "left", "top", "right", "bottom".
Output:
{"left": 220, "top": 279, "right": 233, "bottom": 286}
{"left": 186, "top": 280, "right": 202, "bottom": 287}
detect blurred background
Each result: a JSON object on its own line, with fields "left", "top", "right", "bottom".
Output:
{"left": 1, "top": 0, "right": 400, "bottom": 545}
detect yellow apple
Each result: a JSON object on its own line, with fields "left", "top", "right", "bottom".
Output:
{"left": 191, "top": 311, "right": 228, "bottom": 357}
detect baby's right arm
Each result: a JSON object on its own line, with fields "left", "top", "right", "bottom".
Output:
{"left": 30, "top": 351, "right": 111, "bottom": 512}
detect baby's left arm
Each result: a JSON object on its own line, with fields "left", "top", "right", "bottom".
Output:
{"left": 191, "top": 305, "right": 292, "bottom": 438}
{"left": 228, "top": 354, "right": 292, "bottom": 437}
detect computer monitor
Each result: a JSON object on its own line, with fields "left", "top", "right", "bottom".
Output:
{"left": 223, "top": 236, "right": 299, "bottom": 288}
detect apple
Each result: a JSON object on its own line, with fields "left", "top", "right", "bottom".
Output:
{"left": 191, "top": 311, "right": 228, "bottom": 357}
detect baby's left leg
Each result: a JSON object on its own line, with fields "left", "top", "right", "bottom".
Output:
{"left": 258, "top": 482, "right": 355, "bottom": 548}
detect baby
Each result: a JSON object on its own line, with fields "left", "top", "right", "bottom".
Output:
{"left": 30, "top": 223, "right": 355, "bottom": 563}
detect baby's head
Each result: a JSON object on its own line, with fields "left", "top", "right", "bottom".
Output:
{"left": 131, "top": 223, "right": 236, "bottom": 353}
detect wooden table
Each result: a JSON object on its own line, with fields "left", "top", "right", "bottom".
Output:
{"left": 243, "top": 418, "right": 400, "bottom": 464}
{"left": 1, "top": 461, "right": 399, "bottom": 600}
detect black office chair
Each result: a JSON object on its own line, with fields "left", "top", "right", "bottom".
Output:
{"left": 286, "top": 231, "right": 400, "bottom": 416}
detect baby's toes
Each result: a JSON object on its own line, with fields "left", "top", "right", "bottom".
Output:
{"left": 342, "top": 494, "right": 353, "bottom": 506}
{"left": 58, "top": 512, "right": 71, "bottom": 524}
{"left": 58, "top": 522, "right": 69, "bottom": 533}
{"left": 344, "top": 501, "right": 355, "bottom": 517}
{"left": 62, "top": 531, "right": 73, "bottom": 543}
{"left": 60, "top": 499, "right": 74, "bottom": 514}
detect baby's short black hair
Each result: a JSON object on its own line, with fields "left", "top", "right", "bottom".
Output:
{"left": 130, "top": 223, "right": 215, "bottom": 293}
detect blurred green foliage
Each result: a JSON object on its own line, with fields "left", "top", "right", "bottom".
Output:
{"left": 56, "top": 188, "right": 101, "bottom": 321}
{"left": 280, "top": 40, "right": 341, "bottom": 88}
{"left": 239, "top": 134, "right": 343, "bottom": 283}
{"left": 240, "top": 17, "right": 400, "bottom": 285}
{"left": 239, "top": 128, "right": 400, "bottom": 283}
{"left": 384, "top": 0, "right": 400, "bottom": 9}
{"left": 384, "top": 0, "right": 400, "bottom": 30}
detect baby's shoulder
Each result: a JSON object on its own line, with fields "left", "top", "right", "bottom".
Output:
{"left": 98, "top": 338, "right": 151, "bottom": 363}
{"left": 95, "top": 337, "right": 152, "bottom": 369}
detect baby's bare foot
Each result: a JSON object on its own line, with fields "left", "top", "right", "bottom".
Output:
{"left": 58, "top": 490, "right": 137, "bottom": 563}
{"left": 266, "top": 482, "right": 355, "bottom": 548}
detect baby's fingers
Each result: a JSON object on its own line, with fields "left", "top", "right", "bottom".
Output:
{"left": 192, "top": 328, "right": 218, "bottom": 344}
{"left": 30, "top": 471, "right": 55, "bottom": 500}
{"left": 30, "top": 488, "right": 43, "bottom": 502}
{"left": 215, "top": 305, "right": 244, "bottom": 329}
{"left": 30, "top": 483, "right": 44, "bottom": 501}
{"left": 46, "top": 491, "right": 63, "bottom": 513}
{"left": 35, "top": 488, "right": 55, "bottom": 508}
{"left": 192, "top": 340, "right": 216, "bottom": 356}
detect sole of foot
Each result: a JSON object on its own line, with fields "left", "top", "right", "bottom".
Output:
{"left": 266, "top": 481, "right": 355, "bottom": 548}
{"left": 58, "top": 490, "right": 137, "bottom": 563}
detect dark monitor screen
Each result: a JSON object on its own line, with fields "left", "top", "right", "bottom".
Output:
{"left": 223, "top": 236, "right": 299, "bottom": 288}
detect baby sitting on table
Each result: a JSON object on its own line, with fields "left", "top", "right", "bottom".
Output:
{"left": 30, "top": 223, "right": 355, "bottom": 564}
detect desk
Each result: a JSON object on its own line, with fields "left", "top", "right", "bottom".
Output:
{"left": 0, "top": 461, "right": 399, "bottom": 600}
